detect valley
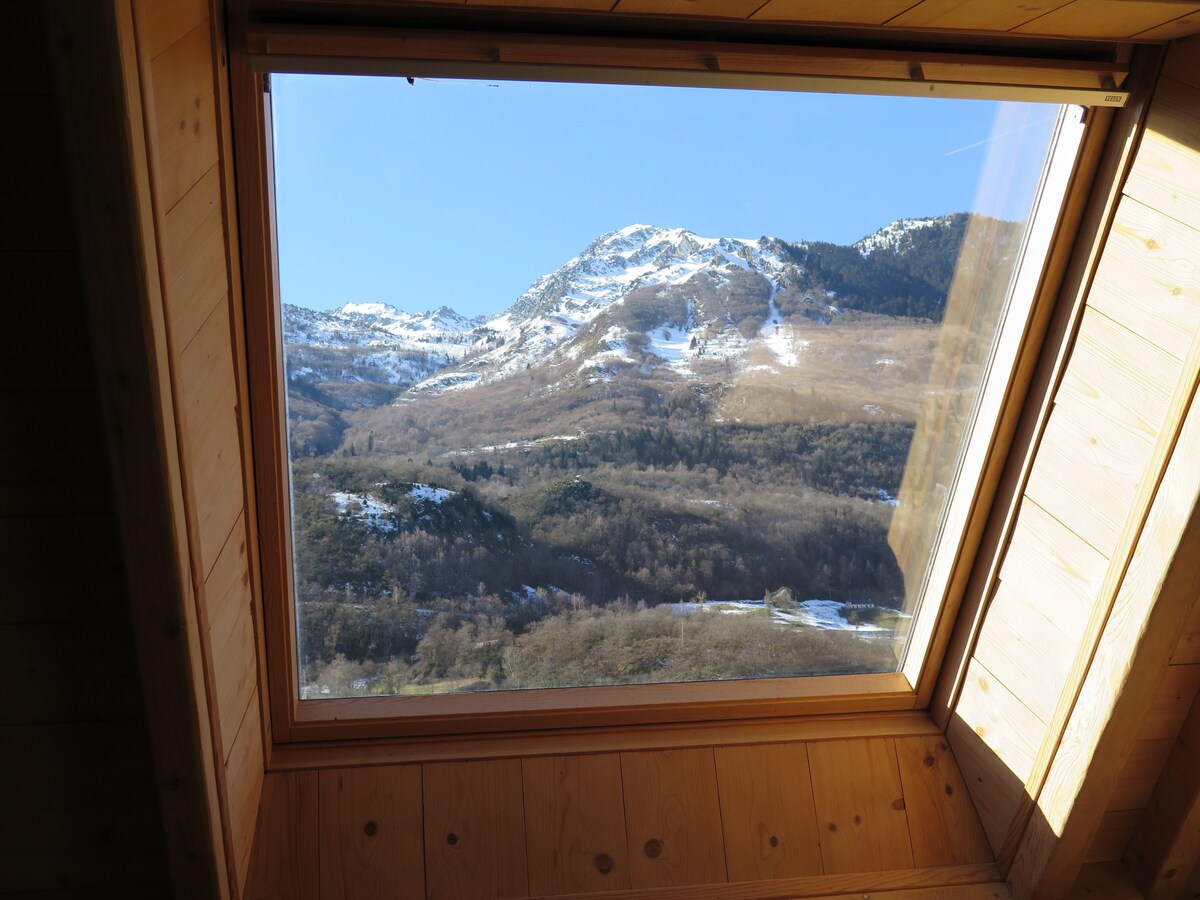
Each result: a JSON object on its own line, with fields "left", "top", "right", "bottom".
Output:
{"left": 283, "top": 213, "right": 1025, "bottom": 697}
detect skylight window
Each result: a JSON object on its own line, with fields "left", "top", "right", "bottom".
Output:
{"left": 266, "top": 73, "right": 1083, "bottom": 704}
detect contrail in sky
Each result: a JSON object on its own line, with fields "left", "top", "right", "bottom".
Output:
{"left": 944, "top": 116, "right": 1056, "bottom": 156}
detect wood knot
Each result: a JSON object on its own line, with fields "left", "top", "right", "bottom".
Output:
{"left": 827, "top": 822, "right": 838, "bottom": 832}
{"left": 363, "top": 820, "right": 378, "bottom": 837}
{"left": 594, "top": 853, "right": 614, "bottom": 874}
{"left": 446, "top": 832, "right": 458, "bottom": 846}
{"left": 923, "top": 754, "right": 936, "bottom": 768}
{"left": 643, "top": 838, "right": 663, "bottom": 858}
{"left": 892, "top": 798, "right": 906, "bottom": 811}
{"left": 944, "top": 784, "right": 955, "bottom": 796}
{"left": 769, "top": 835, "right": 779, "bottom": 848}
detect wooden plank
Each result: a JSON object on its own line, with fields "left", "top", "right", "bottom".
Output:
{"left": 0, "top": 803, "right": 170, "bottom": 892}
{"left": 319, "top": 765, "right": 425, "bottom": 900}
{"left": 713, "top": 742, "right": 823, "bottom": 882}
{"left": 973, "top": 579, "right": 1079, "bottom": 725}
{"left": 133, "top": 0, "right": 208, "bottom": 62}
{"left": 620, "top": 748, "right": 727, "bottom": 888}
{"left": 175, "top": 298, "right": 243, "bottom": 580}
{"left": 1108, "top": 737, "right": 1173, "bottom": 811}
{"left": 150, "top": 84, "right": 219, "bottom": 217}
{"left": 1171, "top": 596, "right": 1200, "bottom": 664}
{"left": 149, "top": 20, "right": 213, "bottom": 144}
{"left": 751, "top": 0, "right": 919, "bottom": 24}
{"left": 1126, "top": 691, "right": 1200, "bottom": 898}
{"left": 0, "top": 514, "right": 128, "bottom": 625}
{"left": 1007, "top": 307, "right": 1200, "bottom": 896}
{"left": 952, "top": 658, "right": 1045, "bottom": 785}
{"left": 495, "top": 864, "right": 1005, "bottom": 899}
{"left": 423, "top": 758, "right": 528, "bottom": 900}
{"left": 894, "top": 735, "right": 992, "bottom": 867}
{"left": 946, "top": 716, "right": 1026, "bottom": 857}
{"left": 1023, "top": 398, "right": 1156, "bottom": 559}
{"left": 206, "top": 512, "right": 256, "bottom": 762}
{"left": 0, "top": 721, "right": 158, "bottom": 812}
{"left": 244, "top": 771, "right": 319, "bottom": 900}
{"left": 613, "top": 0, "right": 764, "bottom": 17}
{"left": 1085, "top": 810, "right": 1140, "bottom": 863}
{"left": 226, "top": 691, "right": 264, "bottom": 894}
{"left": 1161, "top": 34, "right": 1200, "bottom": 91}
{"left": 1085, "top": 196, "right": 1200, "bottom": 363}
{"left": 993, "top": 499, "right": 1106, "bottom": 645}
{"left": 1056, "top": 308, "right": 1178, "bottom": 445}
{"left": 807, "top": 738, "right": 913, "bottom": 875}
{"left": 1142, "top": 662, "right": 1200, "bottom": 738}
{"left": 45, "top": 2, "right": 228, "bottom": 894}
{"left": 0, "top": 621, "right": 145, "bottom": 724}
{"left": 161, "top": 164, "right": 228, "bottom": 355}
{"left": 467, "top": 0, "right": 614, "bottom": 8}
{"left": 1124, "top": 78, "right": 1200, "bottom": 234}
{"left": 522, "top": 754, "right": 631, "bottom": 895}
{"left": 268, "top": 710, "right": 942, "bottom": 770}
{"left": 887, "top": 0, "right": 1071, "bottom": 31}
{"left": 0, "top": 0, "right": 53, "bottom": 94}
{"left": 1134, "top": 12, "right": 1200, "bottom": 42}
{"left": 1066, "top": 861, "right": 1144, "bottom": 899}
{"left": 1013, "top": 1, "right": 1200, "bottom": 38}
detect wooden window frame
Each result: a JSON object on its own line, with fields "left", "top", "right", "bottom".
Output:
{"left": 229, "top": 19, "right": 1123, "bottom": 750}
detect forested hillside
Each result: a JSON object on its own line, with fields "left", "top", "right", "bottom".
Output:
{"left": 284, "top": 214, "right": 1025, "bottom": 696}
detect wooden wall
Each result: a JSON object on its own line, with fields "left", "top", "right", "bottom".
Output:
{"left": 942, "top": 32, "right": 1200, "bottom": 897}
{"left": 123, "top": 0, "right": 267, "bottom": 892}
{"left": 247, "top": 731, "right": 1008, "bottom": 900}
{"left": 0, "top": 2, "right": 172, "bottom": 894}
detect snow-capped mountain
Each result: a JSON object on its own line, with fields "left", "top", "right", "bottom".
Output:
{"left": 411, "top": 224, "right": 812, "bottom": 392}
{"left": 283, "top": 213, "right": 993, "bottom": 402}
{"left": 282, "top": 302, "right": 489, "bottom": 393}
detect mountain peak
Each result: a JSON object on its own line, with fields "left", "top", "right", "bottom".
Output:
{"left": 853, "top": 215, "right": 956, "bottom": 256}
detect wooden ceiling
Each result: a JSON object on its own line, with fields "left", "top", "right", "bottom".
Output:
{"left": 395, "top": 0, "right": 1200, "bottom": 42}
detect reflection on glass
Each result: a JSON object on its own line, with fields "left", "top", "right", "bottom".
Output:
{"left": 271, "top": 75, "right": 1066, "bottom": 699}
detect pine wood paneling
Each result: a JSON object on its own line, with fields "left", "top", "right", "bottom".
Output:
{"left": 245, "top": 771, "right": 319, "bottom": 900}
{"left": 973, "top": 579, "right": 1078, "bottom": 725}
{"left": 1172, "top": 596, "right": 1200, "bottom": 664}
{"left": 423, "top": 759, "right": 529, "bottom": 900}
{"left": 895, "top": 736, "right": 992, "bottom": 867}
{"left": 1085, "top": 196, "right": 1200, "bottom": 363}
{"left": 1085, "top": 809, "right": 1140, "bottom": 863}
{"left": 174, "top": 298, "right": 243, "bottom": 580}
{"left": 713, "top": 743, "right": 823, "bottom": 882}
{"left": 953, "top": 659, "right": 1044, "bottom": 783}
{"left": 135, "top": 0, "right": 208, "bottom": 61}
{"left": 751, "top": 0, "right": 917, "bottom": 25}
{"left": 614, "top": 0, "right": 765, "bottom": 17}
{"left": 1055, "top": 308, "right": 1177, "bottom": 444}
{"left": 522, "top": 754, "right": 631, "bottom": 895}
{"left": 319, "top": 765, "right": 425, "bottom": 900}
{"left": 1023, "top": 399, "right": 1155, "bottom": 558}
{"left": 621, "top": 748, "right": 728, "bottom": 888}
{"left": 1012, "top": 1, "right": 1200, "bottom": 38}
{"left": 0, "top": 803, "right": 171, "bottom": 893}
{"left": 207, "top": 513, "right": 257, "bottom": 762}
{"left": 161, "top": 165, "right": 228, "bottom": 355}
{"left": 887, "top": 0, "right": 1070, "bottom": 31}
{"left": 1126, "top": 690, "right": 1200, "bottom": 898}
{"left": 227, "top": 693, "right": 265, "bottom": 894}
{"left": 807, "top": 738, "right": 913, "bottom": 875}
{"left": 1124, "top": 78, "right": 1200, "bottom": 234}
{"left": 1108, "top": 738, "right": 1174, "bottom": 811}
{"left": 1143, "top": 662, "right": 1200, "bottom": 738}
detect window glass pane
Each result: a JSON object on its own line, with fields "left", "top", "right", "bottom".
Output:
{"left": 271, "top": 75, "right": 1067, "bottom": 698}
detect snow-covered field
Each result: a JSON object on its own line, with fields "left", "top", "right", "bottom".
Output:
{"left": 671, "top": 597, "right": 907, "bottom": 636}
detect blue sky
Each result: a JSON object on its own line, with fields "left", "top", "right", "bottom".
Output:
{"left": 271, "top": 74, "right": 1057, "bottom": 316}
